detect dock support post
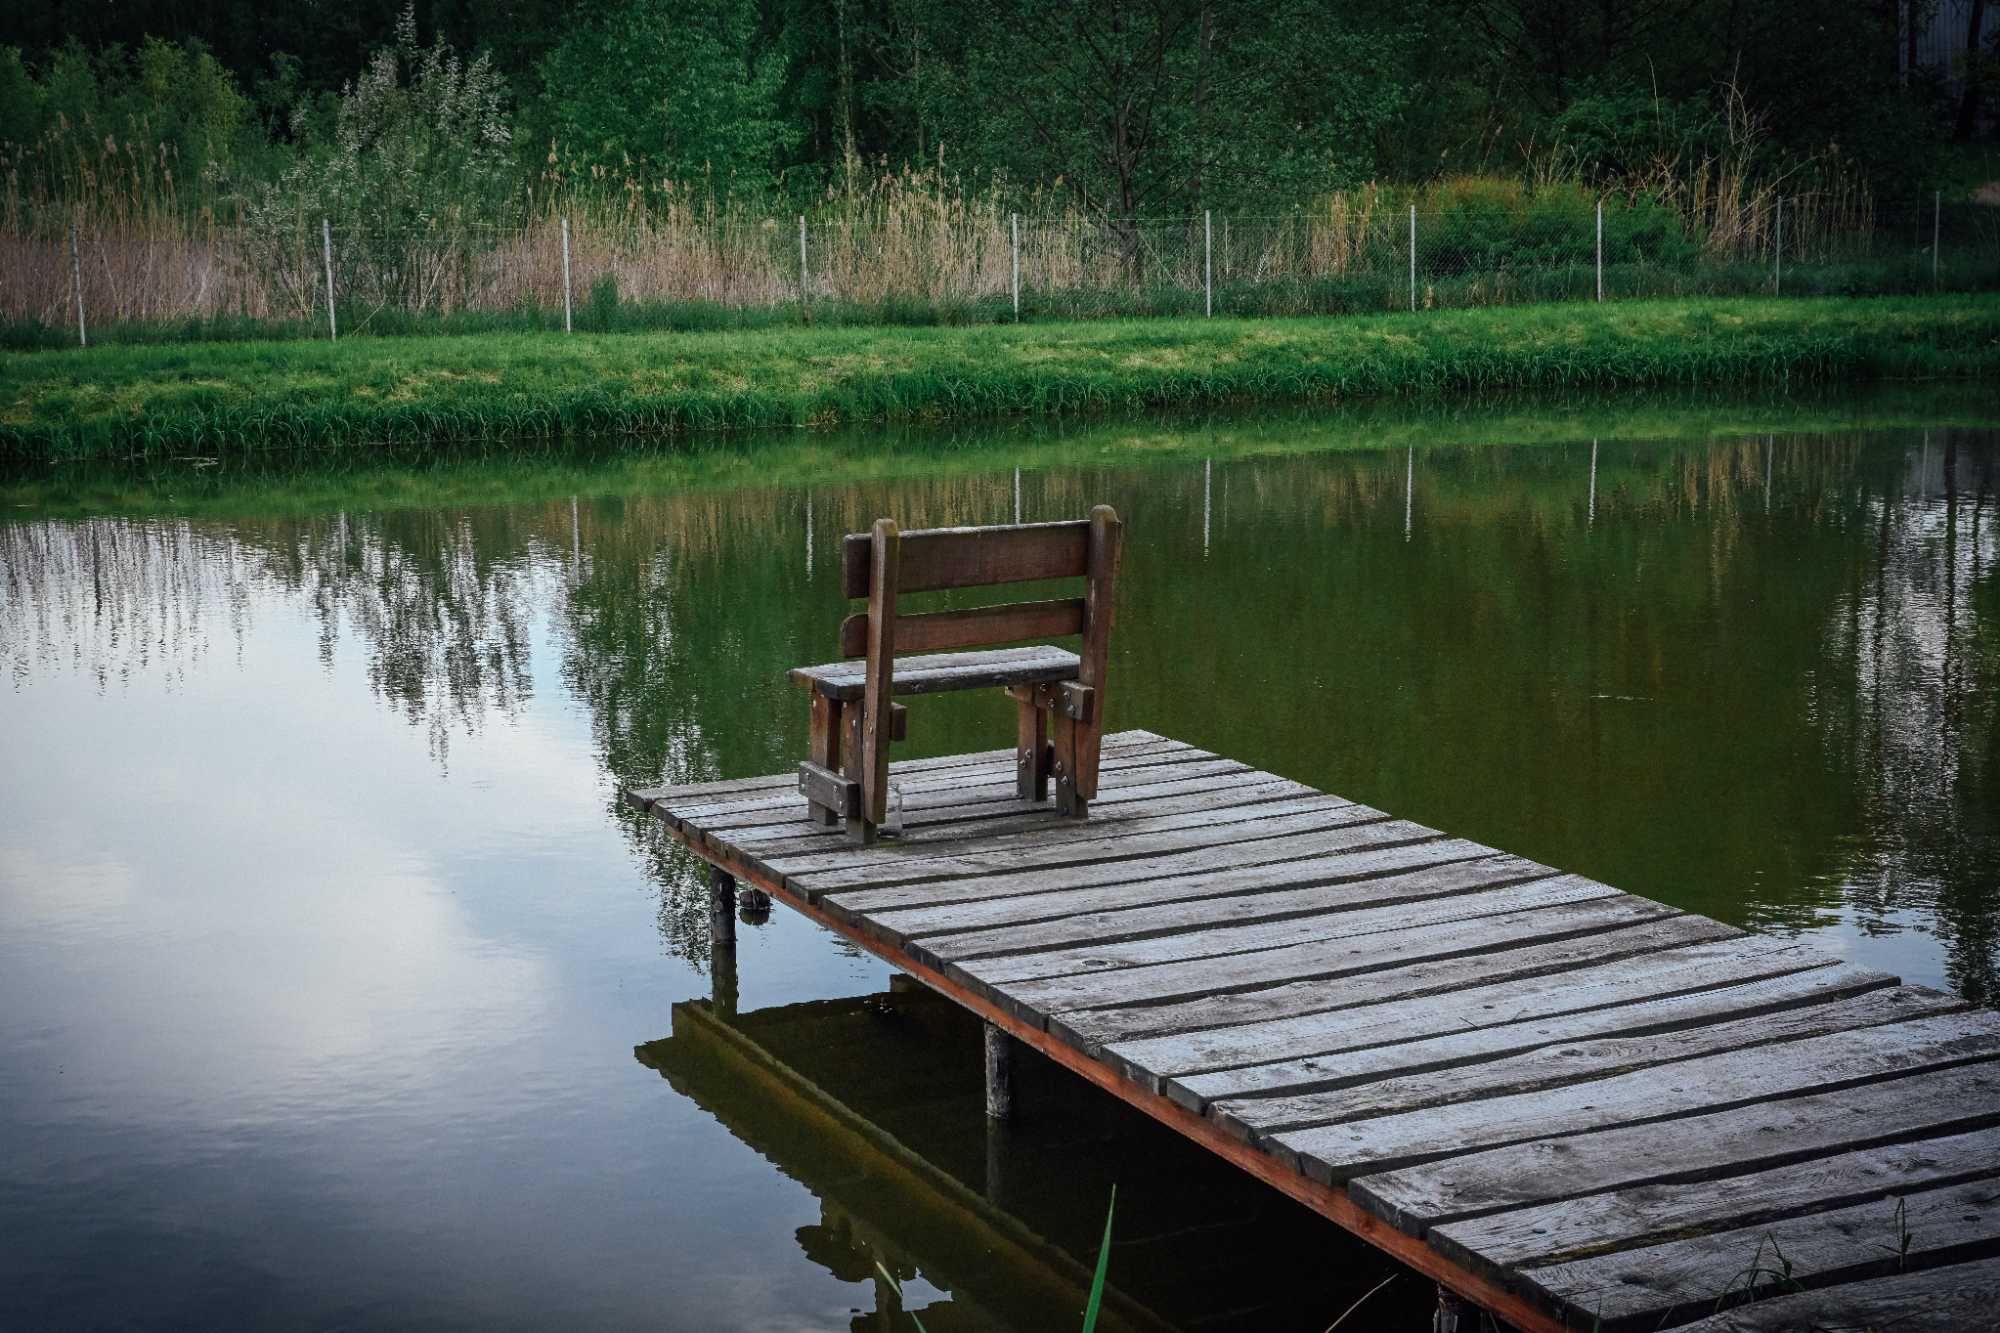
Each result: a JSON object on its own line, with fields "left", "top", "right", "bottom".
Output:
{"left": 983, "top": 1022, "right": 1013, "bottom": 1121}
{"left": 709, "top": 864, "right": 737, "bottom": 948}
{"left": 709, "top": 864, "right": 738, "bottom": 1017}
{"left": 984, "top": 1116, "right": 1008, "bottom": 1205}
{"left": 1432, "top": 1284, "right": 1472, "bottom": 1333}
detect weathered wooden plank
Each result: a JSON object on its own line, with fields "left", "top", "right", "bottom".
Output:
{"left": 1667, "top": 1255, "right": 2000, "bottom": 1332}
{"left": 1114, "top": 937, "right": 1840, "bottom": 1096}
{"left": 1210, "top": 985, "right": 1955, "bottom": 1142}
{"left": 1275, "top": 1010, "right": 2000, "bottom": 1185}
{"left": 979, "top": 895, "right": 1686, "bottom": 1025}
{"left": 842, "top": 520, "right": 1090, "bottom": 598}
{"left": 1431, "top": 1125, "right": 2000, "bottom": 1278}
{"left": 681, "top": 749, "right": 1232, "bottom": 831}
{"left": 820, "top": 800, "right": 1416, "bottom": 944}
{"left": 881, "top": 853, "right": 1555, "bottom": 957}
{"left": 1525, "top": 1175, "right": 2000, "bottom": 1330}
{"left": 950, "top": 874, "right": 1615, "bottom": 984}
{"left": 791, "top": 645, "right": 1082, "bottom": 702}
{"left": 642, "top": 729, "right": 1165, "bottom": 811}
{"left": 733, "top": 764, "right": 1279, "bottom": 866}
{"left": 1162, "top": 958, "right": 1891, "bottom": 1111}
{"left": 771, "top": 764, "right": 1323, "bottom": 884}
{"left": 666, "top": 732, "right": 1183, "bottom": 819}
{"left": 645, "top": 735, "right": 1169, "bottom": 828}
{"left": 742, "top": 766, "right": 1312, "bottom": 860}
{"left": 1353, "top": 1062, "right": 2000, "bottom": 1236}
{"left": 838, "top": 597, "right": 1086, "bottom": 657}
{"left": 804, "top": 808, "right": 1416, "bottom": 912}
{"left": 808, "top": 813, "right": 1425, "bottom": 914}
{"left": 1050, "top": 914, "right": 1742, "bottom": 1053}
{"left": 729, "top": 781, "right": 1329, "bottom": 860}
{"left": 795, "top": 760, "right": 859, "bottom": 820}
{"left": 629, "top": 771, "right": 807, "bottom": 811}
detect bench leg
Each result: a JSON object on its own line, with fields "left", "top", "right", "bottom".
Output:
{"left": 1052, "top": 712, "right": 1087, "bottom": 819}
{"left": 843, "top": 705, "right": 877, "bottom": 845}
{"left": 1014, "top": 691, "right": 1048, "bottom": 802}
{"left": 806, "top": 691, "right": 843, "bottom": 826}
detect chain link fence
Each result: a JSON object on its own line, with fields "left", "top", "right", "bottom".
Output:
{"left": 3, "top": 197, "right": 1995, "bottom": 346}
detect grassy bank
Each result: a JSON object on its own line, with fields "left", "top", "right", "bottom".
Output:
{"left": 4, "top": 296, "right": 1998, "bottom": 462}
{"left": 8, "top": 384, "right": 1999, "bottom": 518}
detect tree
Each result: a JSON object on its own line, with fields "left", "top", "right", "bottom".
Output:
{"left": 245, "top": 6, "right": 514, "bottom": 314}
{"left": 926, "top": 0, "right": 1408, "bottom": 219}
{"left": 531, "top": 0, "right": 792, "bottom": 192}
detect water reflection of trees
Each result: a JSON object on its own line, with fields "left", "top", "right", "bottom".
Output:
{"left": 1, "top": 518, "right": 251, "bottom": 691}
{"left": 1, "top": 509, "right": 547, "bottom": 767}
{"left": 1814, "top": 439, "right": 1997, "bottom": 1001}
{"left": 2, "top": 429, "right": 1994, "bottom": 997}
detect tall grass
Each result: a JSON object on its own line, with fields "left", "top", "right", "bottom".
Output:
{"left": 4, "top": 296, "right": 1996, "bottom": 462}
{"left": 4, "top": 141, "right": 1984, "bottom": 345}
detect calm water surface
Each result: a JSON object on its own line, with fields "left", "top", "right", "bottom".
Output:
{"left": 2, "top": 412, "right": 1996, "bottom": 1330}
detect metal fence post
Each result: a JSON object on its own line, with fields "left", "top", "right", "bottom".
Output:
{"left": 1595, "top": 199, "right": 1604, "bottom": 302}
{"left": 561, "top": 216, "right": 573, "bottom": 333}
{"left": 1011, "top": 212, "right": 1020, "bottom": 320}
{"left": 1772, "top": 196, "right": 1782, "bottom": 296}
{"left": 1408, "top": 204, "right": 1417, "bottom": 313}
{"left": 322, "top": 217, "right": 337, "bottom": 341}
{"left": 1203, "top": 208, "right": 1213, "bottom": 318}
{"left": 798, "top": 214, "right": 808, "bottom": 301}
{"left": 69, "top": 213, "right": 86, "bottom": 347}
{"left": 1933, "top": 190, "right": 1941, "bottom": 288}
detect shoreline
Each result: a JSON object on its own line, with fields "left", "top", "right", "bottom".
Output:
{"left": 6, "top": 382, "right": 1995, "bottom": 518}
{"left": 4, "top": 295, "right": 1998, "bottom": 463}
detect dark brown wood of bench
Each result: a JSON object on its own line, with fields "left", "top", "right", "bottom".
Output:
{"left": 788, "top": 508, "right": 1123, "bottom": 844}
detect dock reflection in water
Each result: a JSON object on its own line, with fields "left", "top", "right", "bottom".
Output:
{"left": 638, "top": 972, "right": 1409, "bottom": 1331}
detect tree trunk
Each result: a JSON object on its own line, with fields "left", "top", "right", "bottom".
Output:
{"left": 836, "top": 0, "right": 859, "bottom": 189}
{"left": 1955, "top": 0, "right": 1989, "bottom": 140}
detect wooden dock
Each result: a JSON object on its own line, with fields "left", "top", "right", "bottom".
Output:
{"left": 626, "top": 729, "right": 2000, "bottom": 1332}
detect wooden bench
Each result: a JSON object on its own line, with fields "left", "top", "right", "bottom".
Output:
{"left": 789, "top": 506, "right": 1124, "bottom": 844}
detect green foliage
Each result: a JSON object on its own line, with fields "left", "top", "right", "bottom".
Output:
{"left": 0, "top": 36, "right": 254, "bottom": 210}
{"left": 241, "top": 7, "right": 512, "bottom": 313}
{"left": 2, "top": 0, "right": 1982, "bottom": 241}
{"left": 530, "top": 0, "right": 792, "bottom": 192}
{"left": 584, "top": 274, "right": 621, "bottom": 330}
{"left": 1548, "top": 92, "right": 1729, "bottom": 184}
{"left": 924, "top": 0, "right": 1407, "bottom": 216}
{"left": 1421, "top": 183, "right": 1699, "bottom": 271}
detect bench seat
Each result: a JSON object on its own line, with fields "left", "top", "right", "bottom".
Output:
{"left": 789, "top": 645, "right": 1080, "bottom": 702}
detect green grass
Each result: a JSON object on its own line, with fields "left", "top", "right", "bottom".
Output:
{"left": 4, "top": 296, "right": 1998, "bottom": 463}
{"left": 10, "top": 383, "right": 1999, "bottom": 519}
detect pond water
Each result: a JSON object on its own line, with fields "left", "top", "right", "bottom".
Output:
{"left": 3, "top": 400, "right": 1997, "bottom": 1331}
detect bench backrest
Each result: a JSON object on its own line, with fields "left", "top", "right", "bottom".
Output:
{"left": 837, "top": 508, "right": 1122, "bottom": 677}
